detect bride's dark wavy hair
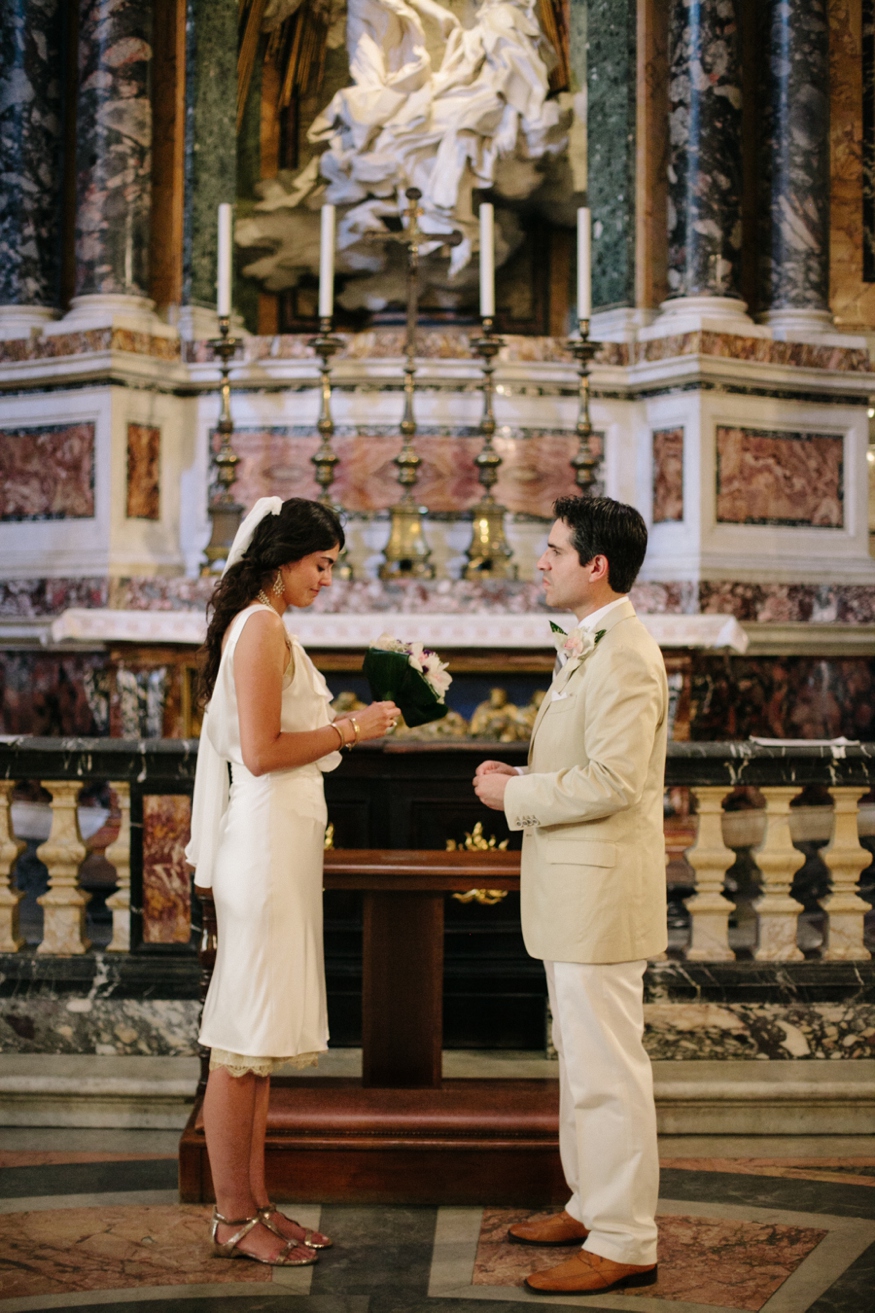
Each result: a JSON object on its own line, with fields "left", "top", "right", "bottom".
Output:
{"left": 198, "top": 497, "right": 344, "bottom": 704}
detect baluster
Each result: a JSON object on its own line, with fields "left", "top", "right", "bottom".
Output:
{"left": 36, "top": 781, "right": 90, "bottom": 955}
{"left": 105, "top": 782, "right": 131, "bottom": 953}
{"left": 0, "top": 782, "right": 25, "bottom": 952}
{"left": 683, "top": 787, "right": 736, "bottom": 960}
{"left": 820, "top": 788, "right": 872, "bottom": 961}
{"left": 752, "top": 786, "right": 805, "bottom": 961}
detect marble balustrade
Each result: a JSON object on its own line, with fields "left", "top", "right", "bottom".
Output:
{"left": 0, "top": 739, "right": 871, "bottom": 962}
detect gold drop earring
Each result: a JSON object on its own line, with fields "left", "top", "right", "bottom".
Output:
{"left": 272, "top": 571, "right": 284, "bottom": 597}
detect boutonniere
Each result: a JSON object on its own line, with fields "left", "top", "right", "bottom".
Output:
{"left": 550, "top": 622, "right": 606, "bottom": 664}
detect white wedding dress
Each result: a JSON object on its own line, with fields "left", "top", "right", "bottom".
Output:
{"left": 192, "top": 603, "right": 341, "bottom": 1074}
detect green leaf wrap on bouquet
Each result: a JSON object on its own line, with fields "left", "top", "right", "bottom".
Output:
{"left": 362, "top": 648, "right": 448, "bottom": 727}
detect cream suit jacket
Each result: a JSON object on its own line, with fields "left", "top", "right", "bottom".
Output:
{"left": 503, "top": 598, "right": 668, "bottom": 964}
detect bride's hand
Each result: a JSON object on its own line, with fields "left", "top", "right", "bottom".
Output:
{"left": 338, "top": 701, "right": 400, "bottom": 742}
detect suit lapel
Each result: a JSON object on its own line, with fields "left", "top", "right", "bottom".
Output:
{"left": 528, "top": 599, "right": 637, "bottom": 761}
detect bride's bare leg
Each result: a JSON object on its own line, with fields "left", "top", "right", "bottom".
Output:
{"left": 204, "top": 1067, "right": 290, "bottom": 1262}
{"left": 250, "top": 1075, "right": 332, "bottom": 1249}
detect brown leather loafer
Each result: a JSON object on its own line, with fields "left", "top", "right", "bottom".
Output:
{"left": 507, "top": 1209, "right": 590, "bottom": 1246}
{"left": 524, "top": 1250, "right": 657, "bottom": 1294}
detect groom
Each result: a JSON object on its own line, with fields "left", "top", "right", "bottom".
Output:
{"left": 474, "top": 495, "right": 667, "bottom": 1295}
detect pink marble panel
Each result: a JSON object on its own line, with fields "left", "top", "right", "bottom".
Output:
{"left": 661, "top": 1157, "right": 875, "bottom": 1187}
{"left": 186, "top": 330, "right": 627, "bottom": 367}
{"left": 0, "top": 423, "right": 95, "bottom": 520}
{"left": 142, "top": 794, "right": 191, "bottom": 945}
{"left": 0, "top": 329, "right": 180, "bottom": 364}
{"left": 0, "top": 1150, "right": 173, "bottom": 1167}
{"left": 223, "top": 429, "right": 598, "bottom": 518}
{"left": 473, "top": 1208, "right": 826, "bottom": 1309}
{"left": 126, "top": 424, "right": 160, "bottom": 520}
{"left": 715, "top": 427, "right": 843, "bottom": 526}
{"left": 634, "top": 331, "right": 870, "bottom": 373}
{"left": 653, "top": 427, "right": 684, "bottom": 523}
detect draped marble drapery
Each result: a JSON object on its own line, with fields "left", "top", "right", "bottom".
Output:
{"left": 236, "top": 0, "right": 568, "bottom": 312}
{"left": 758, "top": 0, "right": 833, "bottom": 337}
{"left": 0, "top": 0, "right": 64, "bottom": 339}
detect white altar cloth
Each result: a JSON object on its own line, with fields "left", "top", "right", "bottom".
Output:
{"left": 50, "top": 609, "right": 749, "bottom": 653}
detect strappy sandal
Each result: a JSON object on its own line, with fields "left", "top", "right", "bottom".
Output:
{"left": 210, "top": 1207, "right": 318, "bottom": 1265}
{"left": 258, "top": 1202, "right": 333, "bottom": 1249}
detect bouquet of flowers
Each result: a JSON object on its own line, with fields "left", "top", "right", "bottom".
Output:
{"left": 363, "top": 633, "right": 452, "bottom": 727}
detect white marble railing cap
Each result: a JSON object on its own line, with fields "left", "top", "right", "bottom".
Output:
{"left": 49, "top": 608, "right": 749, "bottom": 652}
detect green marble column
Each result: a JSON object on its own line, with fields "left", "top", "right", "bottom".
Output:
{"left": 586, "top": 0, "right": 637, "bottom": 317}
{"left": 181, "top": 0, "right": 236, "bottom": 330}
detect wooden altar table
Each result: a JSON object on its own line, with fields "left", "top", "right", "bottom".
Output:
{"left": 178, "top": 849, "right": 564, "bottom": 1205}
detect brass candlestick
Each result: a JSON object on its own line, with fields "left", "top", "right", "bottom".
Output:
{"left": 567, "top": 319, "right": 599, "bottom": 494}
{"left": 202, "top": 315, "right": 244, "bottom": 574}
{"left": 379, "top": 187, "right": 434, "bottom": 580}
{"left": 310, "top": 316, "right": 352, "bottom": 580}
{"left": 464, "top": 317, "right": 516, "bottom": 579}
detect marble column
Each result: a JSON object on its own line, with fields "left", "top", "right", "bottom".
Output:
{"left": 64, "top": 0, "right": 157, "bottom": 331}
{"left": 0, "top": 0, "right": 64, "bottom": 339}
{"left": 180, "top": 0, "right": 237, "bottom": 340}
{"left": 758, "top": 0, "right": 832, "bottom": 338}
{"left": 659, "top": 0, "right": 755, "bottom": 334}
{"left": 586, "top": 0, "right": 639, "bottom": 336}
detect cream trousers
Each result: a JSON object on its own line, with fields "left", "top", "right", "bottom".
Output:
{"left": 545, "top": 958, "right": 659, "bottom": 1266}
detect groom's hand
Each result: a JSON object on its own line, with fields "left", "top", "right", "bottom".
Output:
{"left": 474, "top": 760, "right": 515, "bottom": 779}
{"left": 474, "top": 769, "right": 512, "bottom": 811}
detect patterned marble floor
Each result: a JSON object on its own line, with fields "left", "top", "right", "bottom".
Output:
{"left": 0, "top": 1131, "right": 871, "bottom": 1313}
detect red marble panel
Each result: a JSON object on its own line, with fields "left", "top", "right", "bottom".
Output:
{"left": 0, "top": 422, "right": 95, "bottom": 520}
{"left": 653, "top": 427, "right": 684, "bottom": 523}
{"left": 126, "top": 423, "right": 160, "bottom": 519}
{"left": 0, "top": 1204, "right": 267, "bottom": 1300}
{"left": 142, "top": 793, "right": 191, "bottom": 945}
{"left": 224, "top": 429, "right": 598, "bottom": 518}
{"left": 473, "top": 1207, "right": 826, "bottom": 1309}
{"left": 716, "top": 427, "right": 844, "bottom": 527}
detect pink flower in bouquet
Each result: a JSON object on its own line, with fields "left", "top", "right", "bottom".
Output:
{"left": 373, "top": 634, "right": 452, "bottom": 702}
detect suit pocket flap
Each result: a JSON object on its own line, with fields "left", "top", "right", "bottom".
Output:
{"left": 547, "top": 839, "right": 617, "bottom": 867}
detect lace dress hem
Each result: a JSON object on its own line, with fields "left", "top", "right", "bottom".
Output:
{"left": 209, "top": 1047, "right": 320, "bottom": 1078}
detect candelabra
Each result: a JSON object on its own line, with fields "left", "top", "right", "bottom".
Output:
{"left": 379, "top": 187, "right": 434, "bottom": 580}
{"left": 310, "top": 316, "right": 352, "bottom": 579}
{"left": 202, "top": 315, "right": 243, "bottom": 574}
{"left": 464, "top": 317, "right": 516, "bottom": 579}
{"left": 567, "top": 319, "right": 600, "bottom": 494}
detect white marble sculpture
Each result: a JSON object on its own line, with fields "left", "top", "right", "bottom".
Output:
{"left": 237, "top": 0, "right": 569, "bottom": 310}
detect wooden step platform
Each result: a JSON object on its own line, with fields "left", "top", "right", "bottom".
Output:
{"left": 178, "top": 1077, "right": 564, "bottom": 1205}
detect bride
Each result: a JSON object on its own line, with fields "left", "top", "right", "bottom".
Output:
{"left": 187, "top": 496, "right": 398, "bottom": 1266}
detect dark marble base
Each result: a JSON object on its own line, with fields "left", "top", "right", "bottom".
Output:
{"left": 2, "top": 955, "right": 872, "bottom": 1060}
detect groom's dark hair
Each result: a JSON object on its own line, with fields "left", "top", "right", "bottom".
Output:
{"left": 553, "top": 496, "right": 648, "bottom": 594}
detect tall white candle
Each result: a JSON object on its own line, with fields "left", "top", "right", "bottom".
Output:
{"left": 319, "top": 204, "right": 336, "bottom": 319}
{"left": 217, "top": 203, "right": 232, "bottom": 318}
{"left": 479, "top": 202, "right": 495, "bottom": 319}
{"left": 577, "top": 207, "right": 591, "bottom": 324}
